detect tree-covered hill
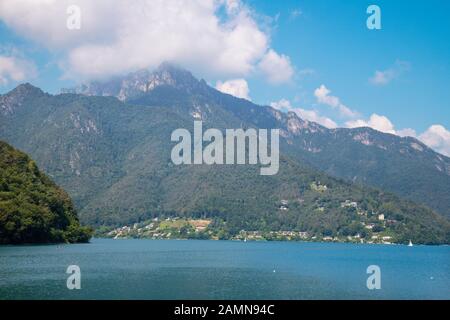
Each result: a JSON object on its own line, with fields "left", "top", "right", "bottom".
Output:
{"left": 64, "top": 64, "right": 450, "bottom": 218}
{"left": 0, "top": 140, "right": 92, "bottom": 244}
{"left": 0, "top": 66, "right": 449, "bottom": 244}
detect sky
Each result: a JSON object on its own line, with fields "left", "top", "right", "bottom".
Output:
{"left": 0, "top": 0, "right": 449, "bottom": 156}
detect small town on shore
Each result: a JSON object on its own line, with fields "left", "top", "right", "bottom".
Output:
{"left": 97, "top": 200, "right": 401, "bottom": 245}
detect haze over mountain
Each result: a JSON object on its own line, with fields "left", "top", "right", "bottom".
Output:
{"left": 1, "top": 64, "right": 449, "bottom": 244}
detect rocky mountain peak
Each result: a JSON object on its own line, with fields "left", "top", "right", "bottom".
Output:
{"left": 62, "top": 62, "right": 203, "bottom": 102}
{"left": 8, "top": 83, "right": 44, "bottom": 97}
{"left": 1, "top": 83, "right": 44, "bottom": 116}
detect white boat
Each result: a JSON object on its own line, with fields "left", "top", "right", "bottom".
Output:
{"left": 408, "top": 240, "right": 413, "bottom": 246}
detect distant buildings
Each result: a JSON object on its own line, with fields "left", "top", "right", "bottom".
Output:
{"left": 341, "top": 200, "right": 358, "bottom": 208}
{"left": 279, "top": 199, "right": 289, "bottom": 211}
{"left": 310, "top": 181, "right": 328, "bottom": 192}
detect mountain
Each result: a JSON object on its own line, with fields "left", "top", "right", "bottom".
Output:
{"left": 0, "top": 65, "right": 449, "bottom": 244}
{"left": 0, "top": 140, "right": 92, "bottom": 244}
{"left": 63, "top": 64, "right": 450, "bottom": 218}
{"left": 61, "top": 63, "right": 202, "bottom": 102}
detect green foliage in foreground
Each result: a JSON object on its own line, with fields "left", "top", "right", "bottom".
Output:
{"left": 0, "top": 141, "right": 92, "bottom": 244}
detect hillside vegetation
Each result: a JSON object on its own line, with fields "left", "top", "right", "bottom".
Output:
{"left": 1, "top": 66, "right": 449, "bottom": 244}
{"left": 0, "top": 141, "right": 92, "bottom": 244}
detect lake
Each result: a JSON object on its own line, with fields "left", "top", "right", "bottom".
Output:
{"left": 0, "top": 239, "right": 449, "bottom": 299}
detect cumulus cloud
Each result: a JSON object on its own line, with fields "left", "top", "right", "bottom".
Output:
{"left": 369, "top": 60, "right": 410, "bottom": 86}
{"left": 345, "top": 114, "right": 450, "bottom": 157}
{"left": 0, "top": 0, "right": 294, "bottom": 83}
{"left": 224, "top": 0, "right": 241, "bottom": 14}
{"left": 270, "top": 98, "right": 292, "bottom": 111}
{"left": 294, "top": 108, "right": 338, "bottom": 128}
{"left": 396, "top": 128, "right": 417, "bottom": 138}
{"left": 270, "top": 98, "right": 337, "bottom": 128}
{"left": 216, "top": 78, "right": 250, "bottom": 100}
{"left": 345, "top": 114, "right": 396, "bottom": 134}
{"left": 258, "top": 49, "right": 294, "bottom": 84}
{"left": 314, "top": 85, "right": 359, "bottom": 118}
{"left": 0, "top": 55, "right": 36, "bottom": 85}
{"left": 418, "top": 125, "right": 450, "bottom": 157}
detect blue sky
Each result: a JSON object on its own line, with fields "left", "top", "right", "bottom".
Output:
{"left": 0, "top": 0, "right": 449, "bottom": 155}
{"left": 246, "top": 0, "right": 450, "bottom": 132}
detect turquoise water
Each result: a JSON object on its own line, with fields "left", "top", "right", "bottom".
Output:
{"left": 0, "top": 239, "right": 448, "bottom": 299}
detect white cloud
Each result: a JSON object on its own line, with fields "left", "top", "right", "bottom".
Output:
{"left": 294, "top": 108, "right": 338, "bottom": 128}
{"left": 270, "top": 98, "right": 292, "bottom": 111}
{"left": 314, "top": 85, "right": 339, "bottom": 107}
{"left": 0, "top": 0, "right": 294, "bottom": 83}
{"left": 418, "top": 125, "right": 450, "bottom": 157}
{"left": 0, "top": 55, "right": 36, "bottom": 85}
{"left": 224, "top": 0, "right": 241, "bottom": 14}
{"left": 345, "top": 114, "right": 396, "bottom": 134}
{"left": 370, "top": 70, "right": 395, "bottom": 86}
{"left": 314, "top": 85, "right": 359, "bottom": 118}
{"left": 270, "top": 98, "right": 337, "bottom": 128}
{"left": 258, "top": 49, "right": 294, "bottom": 84}
{"left": 369, "top": 60, "right": 410, "bottom": 86}
{"left": 396, "top": 128, "right": 417, "bottom": 137}
{"left": 216, "top": 78, "right": 250, "bottom": 100}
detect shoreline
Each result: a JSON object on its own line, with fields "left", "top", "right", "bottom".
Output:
{"left": 2, "top": 237, "right": 448, "bottom": 247}
{"left": 91, "top": 237, "right": 449, "bottom": 247}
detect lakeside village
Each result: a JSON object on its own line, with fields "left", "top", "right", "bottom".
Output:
{"left": 98, "top": 187, "right": 401, "bottom": 245}
{"left": 99, "top": 213, "right": 396, "bottom": 244}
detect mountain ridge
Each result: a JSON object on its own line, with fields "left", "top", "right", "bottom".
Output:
{"left": 63, "top": 64, "right": 449, "bottom": 159}
{"left": 61, "top": 63, "right": 208, "bottom": 102}
{"left": 1, "top": 65, "right": 449, "bottom": 244}
{"left": 56, "top": 64, "right": 450, "bottom": 216}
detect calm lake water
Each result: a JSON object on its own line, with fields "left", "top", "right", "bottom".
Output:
{"left": 0, "top": 238, "right": 449, "bottom": 300}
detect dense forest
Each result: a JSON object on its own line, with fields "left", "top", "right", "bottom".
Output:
{"left": 0, "top": 140, "right": 92, "bottom": 244}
